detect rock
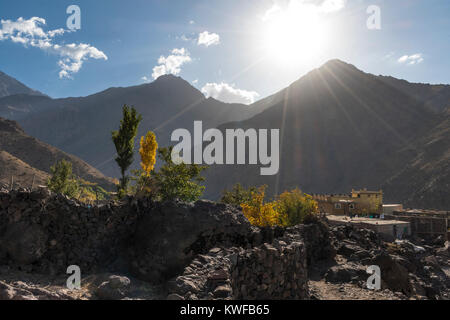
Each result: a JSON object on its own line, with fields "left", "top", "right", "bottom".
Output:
{"left": 0, "top": 222, "right": 47, "bottom": 264}
{"left": 167, "top": 293, "right": 185, "bottom": 300}
{"left": 372, "top": 253, "right": 413, "bottom": 295}
{"left": 213, "top": 285, "right": 232, "bottom": 298}
{"left": 95, "top": 275, "right": 131, "bottom": 300}
{"left": 436, "top": 241, "right": 449, "bottom": 257}
{"left": 337, "top": 242, "right": 361, "bottom": 257}
{"left": 325, "top": 265, "right": 366, "bottom": 283}
{"left": 175, "top": 277, "right": 200, "bottom": 294}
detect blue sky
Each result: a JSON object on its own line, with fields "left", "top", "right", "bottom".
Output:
{"left": 0, "top": 0, "right": 448, "bottom": 102}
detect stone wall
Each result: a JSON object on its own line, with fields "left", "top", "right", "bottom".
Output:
{"left": 0, "top": 188, "right": 313, "bottom": 300}
{"left": 0, "top": 188, "right": 139, "bottom": 274}
{"left": 167, "top": 235, "right": 309, "bottom": 300}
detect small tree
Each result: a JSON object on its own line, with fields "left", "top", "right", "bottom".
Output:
{"left": 221, "top": 183, "right": 258, "bottom": 207}
{"left": 133, "top": 131, "right": 158, "bottom": 197}
{"left": 140, "top": 131, "right": 158, "bottom": 176}
{"left": 47, "top": 159, "right": 79, "bottom": 198}
{"left": 276, "top": 189, "right": 319, "bottom": 227}
{"left": 112, "top": 105, "right": 143, "bottom": 197}
{"left": 152, "top": 146, "right": 207, "bottom": 202}
{"left": 241, "top": 185, "right": 280, "bottom": 227}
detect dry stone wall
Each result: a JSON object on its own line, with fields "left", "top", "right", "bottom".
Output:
{"left": 0, "top": 188, "right": 313, "bottom": 300}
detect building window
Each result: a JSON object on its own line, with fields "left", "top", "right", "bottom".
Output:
{"left": 335, "top": 203, "right": 342, "bottom": 209}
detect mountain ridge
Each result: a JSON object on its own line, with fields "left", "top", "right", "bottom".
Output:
{"left": 0, "top": 117, "right": 116, "bottom": 191}
{"left": 0, "top": 71, "right": 46, "bottom": 99}
{"left": 0, "top": 60, "right": 448, "bottom": 209}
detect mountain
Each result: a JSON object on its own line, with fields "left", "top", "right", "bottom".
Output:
{"left": 2, "top": 62, "right": 448, "bottom": 209}
{"left": 0, "top": 117, "right": 116, "bottom": 190}
{"left": 13, "top": 74, "right": 259, "bottom": 177}
{"left": 382, "top": 110, "right": 449, "bottom": 210}
{"left": 202, "top": 60, "right": 448, "bottom": 209}
{"left": 0, "top": 150, "right": 49, "bottom": 189}
{"left": 378, "top": 76, "right": 450, "bottom": 113}
{"left": 0, "top": 71, "right": 45, "bottom": 98}
{"left": 0, "top": 94, "right": 53, "bottom": 119}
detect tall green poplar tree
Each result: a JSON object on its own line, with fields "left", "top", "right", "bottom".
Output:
{"left": 112, "top": 105, "right": 143, "bottom": 197}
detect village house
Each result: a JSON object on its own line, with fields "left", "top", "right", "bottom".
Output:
{"left": 313, "top": 189, "right": 383, "bottom": 216}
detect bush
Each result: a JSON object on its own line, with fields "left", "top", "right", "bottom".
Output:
{"left": 47, "top": 159, "right": 79, "bottom": 198}
{"left": 151, "top": 147, "right": 207, "bottom": 202}
{"left": 220, "top": 183, "right": 257, "bottom": 207}
{"left": 276, "top": 189, "right": 319, "bottom": 227}
{"left": 241, "top": 185, "right": 280, "bottom": 227}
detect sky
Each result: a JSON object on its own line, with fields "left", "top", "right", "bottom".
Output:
{"left": 0, "top": 0, "right": 448, "bottom": 103}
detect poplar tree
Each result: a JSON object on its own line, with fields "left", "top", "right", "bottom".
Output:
{"left": 112, "top": 105, "right": 143, "bottom": 196}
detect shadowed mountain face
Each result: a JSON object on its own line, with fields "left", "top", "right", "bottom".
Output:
{"left": 11, "top": 75, "right": 258, "bottom": 177}
{"left": 378, "top": 76, "right": 450, "bottom": 113}
{"left": 0, "top": 71, "right": 45, "bottom": 99}
{"left": 0, "top": 61, "right": 448, "bottom": 209}
{"left": 203, "top": 60, "right": 448, "bottom": 209}
{"left": 0, "top": 117, "right": 116, "bottom": 191}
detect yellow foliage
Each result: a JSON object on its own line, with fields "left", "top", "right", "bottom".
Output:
{"left": 241, "top": 186, "right": 280, "bottom": 227}
{"left": 276, "top": 189, "right": 319, "bottom": 227}
{"left": 139, "top": 131, "right": 158, "bottom": 176}
{"left": 240, "top": 187, "right": 319, "bottom": 228}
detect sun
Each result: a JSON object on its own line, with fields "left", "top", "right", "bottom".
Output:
{"left": 263, "top": 5, "right": 328, "bottom": 64}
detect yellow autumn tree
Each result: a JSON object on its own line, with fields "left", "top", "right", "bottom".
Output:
{"left": 139, "top": 131, "right": 158, "bottom": 176}
{"left": 241, "top": 185, "right": 280, "bottom": 227}
{"left": 276, "top": 189, "right": 319, "bottom": 227}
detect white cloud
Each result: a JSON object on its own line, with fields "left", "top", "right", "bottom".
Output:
{"left": 201, "top": 82, "right": 259, "bottom": 105}
{"left": 197, "top": 31, "right": 220, "bottom": 47}
{"left": 178, "top": 34, "right": 192, "bottom": 42}
{"left": 151, "top": 48, "right": 192, "bottom": 79}
{"left": 192, "top": 79, "right": 198, "bottom": 85}
{"left": 0, "top": 17, "right": 107, "bottom": 79}
{"left": 263, "top": 0, "right": 346, "bottom": 20}
{"left": 320, "top": 0, "right": 347, "bottom": 13}
{"left": 398, "top": 53, "right": 424, "bottom": 65}
{"left": 189, "top": 20, "right": 195, "bottom": 25}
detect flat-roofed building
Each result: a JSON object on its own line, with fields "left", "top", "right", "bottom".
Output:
{"left": 313, "top": 189, "right": 383, "bottom": 216}
{"left": 327, "top": 215, "right": 411, "bottom": 240}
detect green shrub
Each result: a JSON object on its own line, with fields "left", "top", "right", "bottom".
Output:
{"left": 220, "top": 183, "right": 258, "bottom": 207}
{"left": 47, "top": 159, "right": 80, "bottom": 198}
{"left": 151, "top": 147, "right": 207, "bottom": 202}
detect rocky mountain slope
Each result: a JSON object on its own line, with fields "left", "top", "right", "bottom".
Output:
{"left": 0, "top": 94, "right": 53, "bottom": 119}
{"left": 0, "top": 71, "right": 45, "bottom": 99}
{"left": 0, "top": 117, "right": 115, "bottom": 190}
{"left": 0, "top": 151, "right": 49, "bottom": 188}
{"left": 203, "top": 60, "right": 447, "bottom": 209}
{"left": 383, "top": 111, "right": 450, "bottom": 210}
{"left": 10, "top": 75, "right": 259, "bottom": 177}
{"left": 1, "top": 61, "right": 448, "bottom": 209}
{"left": 378, "top": 76, "right": 450, "bottom": 113}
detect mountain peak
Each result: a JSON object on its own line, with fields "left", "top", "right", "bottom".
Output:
{"left": 0, "top": 71, "right": 45, "bottom": 98}
{"left": 320, "top": 59, "right": 360, "bottom": 72}
{"left": 153, "top": 73, "right": 184, "bottom": 83}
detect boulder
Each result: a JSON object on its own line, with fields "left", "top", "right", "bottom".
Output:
{"left": 372, "top": 253, "right": 412, "bottom": 295}
{"left": 95, "top": 275, "right": 131, "bottom": 300}
{"left": 325, "top": 264, "right": 366, "bottom": 283}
